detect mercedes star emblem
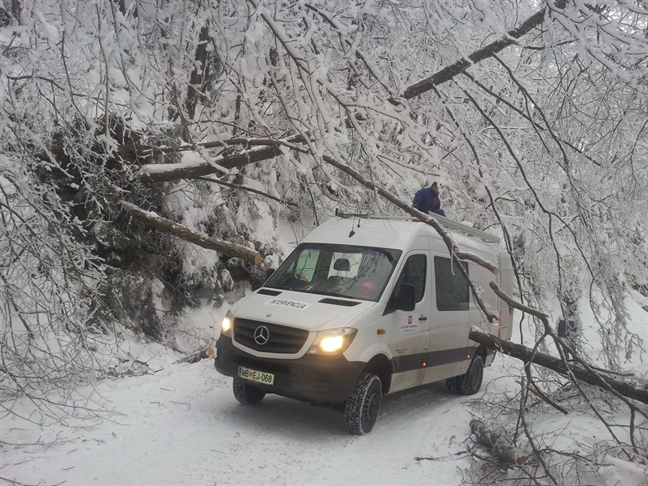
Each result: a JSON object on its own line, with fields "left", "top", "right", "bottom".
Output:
{"left": 254, "top": 325, "right": 270, "bottom": 345}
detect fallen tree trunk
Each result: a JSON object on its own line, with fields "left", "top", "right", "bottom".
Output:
{"left": 469, "top": 328, "right": 648, "bottom": 405}
{"left": 119, "top": 201, "right": 262, "bottom": 265}
{"left": 470, "top": 419, "right": 534, "bottom": 466}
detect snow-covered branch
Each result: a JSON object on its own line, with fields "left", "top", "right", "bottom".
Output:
{"left": 137, "top": 134, "right": 307, "bottom": 183}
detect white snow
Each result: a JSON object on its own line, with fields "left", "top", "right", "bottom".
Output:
{"left": 140, "top": 151, "right": 211, "bottom": 175}
{"left": 0, "top": 356, "right": 477, "bottom": 484}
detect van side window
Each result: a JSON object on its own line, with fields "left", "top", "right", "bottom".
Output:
{"left": 394, "top": 254, "right": 426, "bottom": 303}
{"left": 435, "top": 256, "right": 469, "bottom": 311}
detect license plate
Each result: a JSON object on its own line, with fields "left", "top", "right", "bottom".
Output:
{"left": 237, "top": 366, "right": 275, "bottom": 385}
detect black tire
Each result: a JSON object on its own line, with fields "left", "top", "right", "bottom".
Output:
{"left": 233, "top": 377, "right": 266, "bottom": 405}
{"left": 446, "top": 355, "right": 485, "bottom": 396}
{"left": 446, "top": 376, "right": 460, "bottom": 394}
{"left": 457, "top": 355, "right": 484, "bottom": 396}
{"left": 344, "top": 373, "right": 382, "bottom": 435}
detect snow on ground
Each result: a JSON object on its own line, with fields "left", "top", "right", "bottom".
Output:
{"left": 1, "top": 351, "right": 476, "bottom": 485}
{"left": 1, "top": 297, "right": 647, "bottom": 485}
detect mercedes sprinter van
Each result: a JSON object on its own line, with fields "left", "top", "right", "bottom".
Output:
{"left": 215, "top": 215, "right": 513, "bottom": 434}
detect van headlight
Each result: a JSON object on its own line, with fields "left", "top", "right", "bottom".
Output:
{"left": 307, "top": 328, "right": 357, "bottom": 355}
{"left": 221, "top": 310, "right": 233, "bottom": 337}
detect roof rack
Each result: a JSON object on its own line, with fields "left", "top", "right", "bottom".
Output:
{"left": 334, "top": 208, "right": 500, "bottom": 244}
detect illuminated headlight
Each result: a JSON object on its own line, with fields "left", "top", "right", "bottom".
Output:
{"left": 221, "top": 310, "right": 233, "bottom": 337}
{"left": 308, "top": 328, "right": 357, "bottom": 355}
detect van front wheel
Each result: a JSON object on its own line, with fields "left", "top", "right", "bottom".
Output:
{"left": 445, "top": 376, "right": 460, "bottom": 394}
{"left": 233, "top": 377, "right": 266, "bottom": 405}
{"left": 447, "top": 355, "right": 484, "bottom": 396}
{"left": 344, "top": 373, "right": 382, "bottom": 435}
{"left": 456, "top": 355, "right": 484, "bottom": 395}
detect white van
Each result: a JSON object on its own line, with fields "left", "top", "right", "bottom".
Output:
{"left": 215, "top": 215, "right": 513, "bottom": 434}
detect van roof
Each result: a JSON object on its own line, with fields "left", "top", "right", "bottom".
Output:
{"left": 302, "top": 218, "right": 498, "bottom": 254}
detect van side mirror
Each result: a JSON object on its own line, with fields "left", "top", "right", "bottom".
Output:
{"left": 265, "top": 268, "right": 275, "bottom": 281}
{"left": 397, "top": 283, "right": 416, "bottom": 312}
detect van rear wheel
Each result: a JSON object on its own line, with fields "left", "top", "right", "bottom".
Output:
{"left": 344, "top": 373, "right": 382, "bottom": 435}
{"left": 233, "top": 377, "right": 266, "bottom": 405}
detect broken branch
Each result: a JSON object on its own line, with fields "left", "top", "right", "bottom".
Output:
{"left": 469, "top": 327, "right": 648, "bottom": 406}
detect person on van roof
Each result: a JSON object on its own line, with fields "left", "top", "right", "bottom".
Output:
{"left": 413, "top": 182, "right": 446, "bottom": 216}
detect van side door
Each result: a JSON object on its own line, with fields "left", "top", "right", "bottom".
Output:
{"left": 387, "top": 253, "right": 432, "bottom": 392}
{"left": 423, "top": 255, "right": 472, "bottom": 384}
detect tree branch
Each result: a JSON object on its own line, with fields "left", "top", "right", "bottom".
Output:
{"left": 197, "top": 177, "right": 298, "bottom": 207}
{"left": 146, "top": 135, "right": 309, "bottom": 156}
{"left": 470, "top": 419, "right": 536, "bottom": 466}
{"left": 402, "top": 8, "right": 547, "bottom": 99}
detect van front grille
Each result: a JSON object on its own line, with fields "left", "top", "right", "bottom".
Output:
{"left": 233, "top": 318, "right": 309, "bottom": 353}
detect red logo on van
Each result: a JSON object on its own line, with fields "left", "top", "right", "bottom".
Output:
{"left": 408, "top": 316, "right": 412, "bottom": 325}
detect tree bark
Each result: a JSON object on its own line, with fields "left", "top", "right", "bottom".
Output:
{"left": 469, "top": 328, "right": 648, "bottom": 405}
{"left": 185, "top": 23, "right": 212, "bottom": 120}
{"left": 402, "top": 8, "right": 546, "bottom": 99}
{"left": 119, "top": 201, "right": 262, "bottom": 265}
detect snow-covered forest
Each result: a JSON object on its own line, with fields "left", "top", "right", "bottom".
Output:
{"left": 1, "top": 0, "right": 647, "bottom": 484}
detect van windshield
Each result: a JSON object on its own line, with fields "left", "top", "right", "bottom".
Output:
{"left": 264, "top": 243, "right": 401, "bottom": 301}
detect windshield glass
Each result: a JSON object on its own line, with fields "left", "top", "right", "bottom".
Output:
{"left": 264, "top": 243, "right": 401, "bottom": 301}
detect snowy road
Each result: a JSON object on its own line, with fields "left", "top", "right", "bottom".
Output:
{"left": 3, "top": 297, "right": 647, "bottom": 485}
{"left": 1, "top": 356, "right": 481, "bottom": 485}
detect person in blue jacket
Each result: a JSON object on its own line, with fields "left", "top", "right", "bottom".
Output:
{"left": 413, "top": 182, "right": 445, "bottom": 216}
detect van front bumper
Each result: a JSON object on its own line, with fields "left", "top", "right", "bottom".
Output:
{"left": 215, "top": 335, "right": 365, "bottom": 404}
